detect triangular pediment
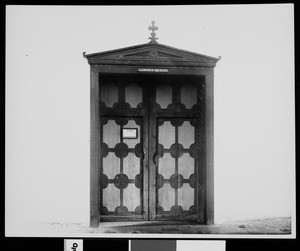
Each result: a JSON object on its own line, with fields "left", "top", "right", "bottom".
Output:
{"left": 84, "top": 42, "right": 220, "bottom": 67}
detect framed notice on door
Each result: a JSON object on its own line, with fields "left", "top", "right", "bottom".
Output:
{"left": 122, "top": 128, "right": 138, "bottom": 139}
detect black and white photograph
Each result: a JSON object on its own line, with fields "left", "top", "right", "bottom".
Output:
{"left": 5, "top": 4, "right": 295, "bottom": 238}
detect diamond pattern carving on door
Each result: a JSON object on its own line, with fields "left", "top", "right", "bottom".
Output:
{"left": 101, "top": 117, "right": 143, "bottom": 216}
{"left": 156, "top": 118, "right": 197, "bottom": 216}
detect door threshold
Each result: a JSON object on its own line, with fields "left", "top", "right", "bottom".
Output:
{"left": 99, "top": 220, "right": 203, "bottom": 228}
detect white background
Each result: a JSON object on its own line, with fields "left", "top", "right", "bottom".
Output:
{"left": 6, "top": 5, "right": 295, "bottom": 235}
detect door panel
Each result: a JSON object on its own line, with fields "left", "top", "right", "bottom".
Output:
{"left": 155, "top": 118, "right": 197, "bottom": 218}
{"left": 148, "top": 76, "right": 205, "bottom": 221}
{"left": 180, "top": 85, "right": 197, "bottom": 109}
{"left": 156, "top": 84, "right": 172, "bottom": 109}
{"left": 100, "top": 117, "right": 144, "bottom": 217}
{"left": 100, "top": 82, "right": 118, "bottom": 107}
{"left": 125, "top": 83, "right": 143, "bottom": 108}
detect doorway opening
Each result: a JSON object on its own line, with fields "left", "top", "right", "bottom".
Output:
{"left": 98, "top": 74, "right": 207, "bottom": 222}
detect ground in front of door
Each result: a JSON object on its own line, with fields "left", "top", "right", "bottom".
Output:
{"left": 31, "top": 217, "right": 291, "bottom": 235}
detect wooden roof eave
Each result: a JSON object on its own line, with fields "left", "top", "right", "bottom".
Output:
{"left": 86, "top": 58, "right": 217, "bottom": 68}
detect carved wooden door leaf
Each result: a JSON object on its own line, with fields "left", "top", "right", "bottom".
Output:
{"left": 155, "top": 118, "right": 197, "bottom": 218}
{"left": 99, "top": 75, "right": 205, "bottom": 221}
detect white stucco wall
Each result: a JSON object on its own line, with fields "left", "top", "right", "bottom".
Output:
{"left": 6, "top": 5, "right": 295, "bottom": 235}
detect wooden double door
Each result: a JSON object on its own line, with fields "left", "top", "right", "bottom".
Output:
{"left": 99, "top": 74, "right": 206, "bottom": 222}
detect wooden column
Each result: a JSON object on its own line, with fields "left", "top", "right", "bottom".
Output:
{"left": 205, "top": 73, "right": 214, "bottom": 225}
{"left": 90, "top": 70, "right": 100, "bottom": 227}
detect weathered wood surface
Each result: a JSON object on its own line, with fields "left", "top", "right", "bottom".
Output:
{"left": 205, "top": 74, "right": 214, "bottom": 225}
{"left": 148, "top": 85, "right": 157, "bottom": 220}
{"left": 100, "top": 83, "right": 118, "bottom": 107}
{"left": 156, "top": 84, "right": 172, "bottom": 108}
{"left": 181, "top": 84, "right": 197, "bottom": 109}
{"left": 90, "top": 71, "right": 100, "bottom": 227}
{"left": 91, "top": 65, "right": 214, "bottom": 76}
{"left": 125, "top": 83, "right": 143, "bottom": 108}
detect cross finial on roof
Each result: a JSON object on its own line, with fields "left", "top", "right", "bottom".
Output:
{"left": 148, "top": 21, "right": 158, "bottom": 43}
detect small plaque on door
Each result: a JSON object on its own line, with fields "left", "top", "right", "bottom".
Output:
{"left": 122, "top": 128, "right": 138, "bottom": 139}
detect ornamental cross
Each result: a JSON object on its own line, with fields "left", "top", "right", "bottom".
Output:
{"left": 148, "top": 21, "right": 158, "bottom": 42}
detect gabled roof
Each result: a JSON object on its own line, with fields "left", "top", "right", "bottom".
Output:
{"left": 84, "top": 41, "right": 220, "bottom": 68}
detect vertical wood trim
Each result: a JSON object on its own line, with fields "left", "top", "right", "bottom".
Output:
{"left": 120, "top": 125, "right": 124, "bottom": 208}
{"left": 148, "top": 83, "right": 157, "bottom": 220}
{"left": 196, "top": 79, "right": 205, "bottom": 222}
{"left": 143, "top": 86, "right": 149, "bottom": 220}
{"left": 175, "top": 125, "right": 178, "bottom": 206}
{"left": 90, "top": 70, "right": 100, "bottom": 227}
{"left": 99, "top": 117, "right": 104, "bottom": 218}
{"left": 205, "top": 74, "right": 214, "bottom": 225}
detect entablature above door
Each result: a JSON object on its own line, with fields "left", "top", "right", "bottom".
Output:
{"left": 84, "top": 42, "right": 220, "bottom": 69}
